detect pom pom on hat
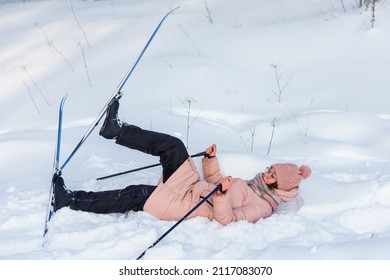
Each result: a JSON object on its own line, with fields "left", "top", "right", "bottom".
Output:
{"left": 299, "top": 165, "right": 312, "bottom": 179}
{"left": 270, "top": 163, "right": 311, "bottom": 192}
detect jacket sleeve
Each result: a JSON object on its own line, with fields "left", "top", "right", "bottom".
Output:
{"left": 212, "top": 192, "right": 267, "bottom": 226}
{"left": 202, "top": 156, "right": 223, "bottom": 184}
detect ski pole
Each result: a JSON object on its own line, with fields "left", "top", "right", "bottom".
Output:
{"left": 96, "top": 152, "right": 207, "bottom": 180}
{"left": 136, "top": 184, "right": 222, "bottom": 260}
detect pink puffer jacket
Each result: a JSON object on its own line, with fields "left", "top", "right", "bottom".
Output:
{"left": 143, "top": 156, "right": 273, "bottom": 225}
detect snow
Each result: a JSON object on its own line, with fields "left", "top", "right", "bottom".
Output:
{"left": 0, "top": 0, "right": 389, "bottom": 263}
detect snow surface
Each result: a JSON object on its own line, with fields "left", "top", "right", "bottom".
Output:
{"left": 0, "top": 0, "right": 389, "bottom": 260}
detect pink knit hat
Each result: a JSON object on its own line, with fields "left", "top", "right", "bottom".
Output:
{"left": 270, "top": 163, "right": 311, "bottom": 191}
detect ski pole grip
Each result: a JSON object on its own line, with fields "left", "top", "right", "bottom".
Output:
{"left": 216, "top": 183, "right": 226, "bottom": 194}
{"left": 201, "top": 151, "right": 215, "bottom": 159}
{"left": 190, "top": 151, "right": 214, "bottom": 158}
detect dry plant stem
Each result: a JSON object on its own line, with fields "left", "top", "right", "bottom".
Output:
{"left": 35, "top": 22, "right": 75, "bottom": 72}
{"left": 270, "top": 63, "right": 292, "bottom": 103}
{"left": 78, "top": 42, "right": 92, "bottom": 86}
{"left": 267, "top": 118, "right": 278, "bottom": 156}
{"left": 70, "top": 0, "right": 91, "bottom": 48}
{"left": 249, "top": 129, "right": 256, "bottom": 153}
{"left": 204, "top": 1, "right": 213, "bottom": 24}
{"left": 23, "top": 81, "right": 40, "bottom": 114}
{"left": 371, "top": 0, "right": 377, "bottom": 29}
{"left": 340, "top": 0, "right": 346, "bottom": 13}
{"left": 239, "top": 136, "right": 249, "bottom": 152}
{"left": 180, "top": 97, "right": 200, "bottom": 148}
{"left": 22, "top": 66, "right": 50, "bottom": 106}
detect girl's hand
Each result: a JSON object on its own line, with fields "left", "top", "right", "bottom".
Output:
{"left": 217, "top": 176, "right": 232, "bottom": 195}
{"left": 205, "top": 144, "right": 217, "bottom": 158}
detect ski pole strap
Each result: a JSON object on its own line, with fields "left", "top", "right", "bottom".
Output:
{"left": 96, "top": 151, "right": 207, "bottom": 180}
{"left": 136, "top": 183, "right": 221, "bottom": 260}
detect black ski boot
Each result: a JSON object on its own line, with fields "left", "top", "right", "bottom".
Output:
{"left": 99, "top": 99, "right": 122, "bottom": 139}
{"left": 53, "top": 174, "right": 72, "bottom": 212}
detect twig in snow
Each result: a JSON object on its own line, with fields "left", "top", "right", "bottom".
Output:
{"left": 153, "top": 44, "right": 173, "bottom": 68}
{"left": 270, "top": 63, "right": 293, "bottom": 103}
{"left": 51, "top": 43, "right": 75, "bottom": 72}
{"left": 69, "top": 0, "right": 91, "bottom": 48}
{"left": 180, "top": 97, "right": 201, "bottom": 148}
{"left": 358, "top": 0, "right": 370, "bottom": 9}
{"left": 267, "top": 117, "right": 279, "bottom": 156}
{"left": 35, "top": 22, "right": 75, "bottom": 72}
{"left": 371, "top": 0, "right": 377, "bottom": 29}
{"left": 214, "top": 75, "right": 232, "bottom": 95}
{"left": 35, "top": 22, "right": 54, "bottom": 54}
{"left": 78, "top": 42, "right": 92, "bottom": 86}
{"left": 340, "top": 0, "right": 346, "bottom": 13}
{"left": 177, "top": 25, "right": 202, "bottom": 57}
{"left": 23, "top": 80, "right": 40, "bottom": 114}
{"left": 22, "top": 66, "right": 51, "bottom": 106}
{"left": 249, "top": 128, "right": 256, "bottom": 153}
{"left": 204, "top": 1, "right": 214, "bottom": 24}
{"left": 239, "top": 136, "right": 249, "bottom": 153}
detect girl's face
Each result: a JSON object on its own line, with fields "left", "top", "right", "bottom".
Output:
{"left": 262, "top": 167, "right": 277, "bottom": 186}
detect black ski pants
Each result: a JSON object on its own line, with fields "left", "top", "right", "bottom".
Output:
{"left": 69, "top": 124, "right": 189, "bottom": 214}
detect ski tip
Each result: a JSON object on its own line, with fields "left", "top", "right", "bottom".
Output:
{"left": 167, "top": 6, "right": 180, "bottom": 15}
{"left": 60, "top": 94, "right": 68, "bottom": 107}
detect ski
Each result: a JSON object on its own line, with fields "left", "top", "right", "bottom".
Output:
{"left": 60, "top": 6, "right": 180, "bottom": 171}
{"left": 43, "top": 7, "right": 179, "bottom": 238}
{"left": 43, "top": 95, "right": 67, "bottom": 237}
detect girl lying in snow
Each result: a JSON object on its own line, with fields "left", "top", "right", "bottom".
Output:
{"left": 53, "top": 100, "right": 311, "bottom": 225}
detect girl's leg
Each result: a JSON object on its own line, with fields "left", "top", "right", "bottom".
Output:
{"left": 69, "top": 184, "right": 156, "bottom": 213}
{"left": 53, "top": 173, "right": 156, "bottom": 214}
{"left": 99, "top": 99, "right": 189, "bottom": 182}
{"left": 116, "top": 124, "right": 189, "bottom": 183}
